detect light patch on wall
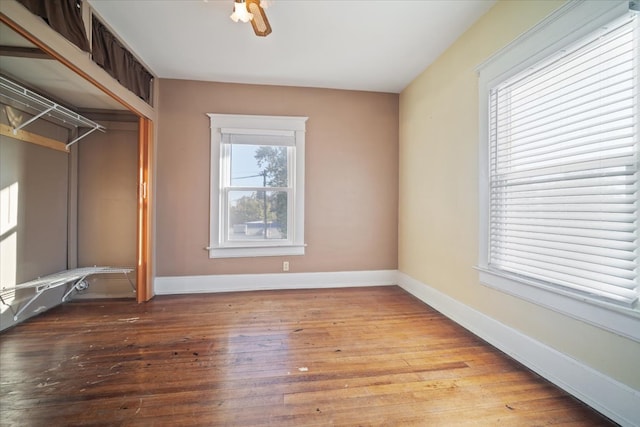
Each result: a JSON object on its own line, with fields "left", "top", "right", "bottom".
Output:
{"left": 0, "top": 182, "right": 18, "bottom": 235}
{"left": 1, "top": 181, "right": 19, "bottom": 311}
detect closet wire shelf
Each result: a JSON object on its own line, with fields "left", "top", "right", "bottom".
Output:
{"left": 0, "top": 76, "right": 106, "bottom": 149}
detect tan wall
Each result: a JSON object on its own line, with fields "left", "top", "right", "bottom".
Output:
{"left": 0, "top": 108, "right": 69, "bottom": 283}
{"left": 399, "top": 0, "right": 640, "bottom": 390}
{"left": 1, "top": 108, "right": 70, "bottom": 330}
{"left": 77, "top": 121, "right": 137, "bottom": 297}
{"left": 157, "top": 79, "right": 398, "bottom": 276}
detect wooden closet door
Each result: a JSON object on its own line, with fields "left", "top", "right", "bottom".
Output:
{"left": 136, "top": 117, "right": 153, "bottom": 302}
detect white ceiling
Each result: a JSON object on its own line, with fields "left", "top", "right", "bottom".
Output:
{"left": 88, "top": 0, "right": 496, "bottom": 94}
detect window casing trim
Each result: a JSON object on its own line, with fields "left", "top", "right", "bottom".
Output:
{"left": 476, "top": 267, "right": 640, "bottom": 342}
{"left": 476, "top": 0, "right": 640, "bottom": 341}
{"left": 208, "top": 114, "right": 308, "bottom": 258}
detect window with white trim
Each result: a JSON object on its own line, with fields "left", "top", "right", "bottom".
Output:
{"left": 477, "top": 0, "right": 640, "bottom": 341}
{"left": 207, "top": 114, "right": 307, "bottom": 258}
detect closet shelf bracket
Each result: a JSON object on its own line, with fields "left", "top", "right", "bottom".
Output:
{"left": 13, "top": 106, "right": 54, "bottom": 133}
{"left": 66, "top": 124, "right": 101, "bottom": 149}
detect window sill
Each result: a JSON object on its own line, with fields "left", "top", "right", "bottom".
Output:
{"left": 208, "top": 244, "right": 306, "bottom": 259}
{"left": 475, "top": 266, "right": 640, "bottom": 343}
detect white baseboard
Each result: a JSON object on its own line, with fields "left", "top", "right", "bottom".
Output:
{"left": 154, "top": 269, "right": 398, "bottom": 295}
{"left": 396, "top": 272, "right": 640, "bottom": 427}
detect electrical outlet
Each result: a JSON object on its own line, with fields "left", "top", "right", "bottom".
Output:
{"left": 283, "top": 261, "right": 289, "bottom": 272}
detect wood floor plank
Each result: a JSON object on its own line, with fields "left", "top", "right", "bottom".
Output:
{"left": 0, "top": 286, "right": 615, "bottom": 426}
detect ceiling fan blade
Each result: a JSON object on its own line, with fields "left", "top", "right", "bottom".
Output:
{"left": 246, "top": 0, "right": 272, "bottom": 37}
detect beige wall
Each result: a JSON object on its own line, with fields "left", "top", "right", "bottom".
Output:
{"left": 77, "top": 121, "right": 138, "bottom": 297}
{"left": 157, "top": 79, "right": 398, "bottom": 276}
{"left": 399, "top": 0, "right": 640, "bottom": 390}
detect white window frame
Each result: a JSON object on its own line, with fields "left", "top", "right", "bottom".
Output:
{"left": 207, "top": 114, "right": 307, "bottom": 258}
{"left": 476, "top": 0, "right": 640, "bottom": 342}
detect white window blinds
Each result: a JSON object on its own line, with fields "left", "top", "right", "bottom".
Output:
{"left": 489, "top": 13, "right": 638, "bottom": 306}
{"left": 221, "top": 128, "right": 296, "bottom": 146}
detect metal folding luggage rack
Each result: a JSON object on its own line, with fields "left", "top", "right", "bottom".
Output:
{"left": 0, "top": 267, "right": 134, "bottom": 321}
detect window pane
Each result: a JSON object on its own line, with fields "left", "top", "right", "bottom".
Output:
{"left": 230, "top": 144, "right": 288, "bottom": 188}
{"left": 228, "top": 190, "right": 288, "bottom": 240}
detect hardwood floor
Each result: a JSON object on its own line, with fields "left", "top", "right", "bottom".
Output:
{"left": 0, "top": 286, "right": 614, "bottom": 426}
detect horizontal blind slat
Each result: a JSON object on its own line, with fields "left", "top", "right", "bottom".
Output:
{"left": 492, "top": 250, "right": 636, "bottom": 280}
{"left": 494, "top": 130, "right": 635, "bottom": 162}
{"left": 500, "top": 63, "right": 634, "bottom": 125}
{"left": 492, "top": 174, "right": 635, "bottom": 191}
{"left": 495, "top": 137, "right": 635, "bottom": 168}
{"left": 495, "top": 111, "right": 635, "bottom": 151}
{"left": 498, "top": 63, "right": 635, "bottom": 128}
{"left": 491, "top": 223, "right": 635, "bottom": 241}
{"left": 497, "top": 257, "right": 636, "bottom": 293}
{"left": 491, "top": 210, "right": 636, "bottom": 223}
{"left": 492, "top": 263, "right": 638, "bottom": 304}
{"left": 497, "top": 166, "right": 636, "bottom": 187}
{"left": 491, "top": 261, "right": 638, "bottom": 288}
{"left": 496, "top": 18, "right": 635, "bottom": 93}
{"left": 490, "top": 203, "right": 636, "bottom": 214}
{"left": 492, "top": 157, "right": 636, "bottom": 181}
{"left": 490, "top": 236, "right": 636, "bottom": 260}
{"left": 490, "top": 229, "right": 636, "bottom": 251}
{"left": 491, "top": 244, "right": 636, "bottom": 271}
{"left": 492, "top": 194, "right": 636, "bottom": 206}
{"left": 492, "top": 184, "right": 637, "bottom": 199}
{"left": 496, "top": 84, "right": 635, "bottom": 142}
{"left": 491, "top": 218, "right": 635, "bottom": 232}
{"left": 222, "top": 133, "right": 295, "bottom": 146}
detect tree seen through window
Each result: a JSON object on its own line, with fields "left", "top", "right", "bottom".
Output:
{"left": 229, "top": 145, "right": 289, "bottom": 240}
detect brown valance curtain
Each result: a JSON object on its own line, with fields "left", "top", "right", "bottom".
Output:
{"left": 91, "top": 15, "right": 153, "bottom": 104}
{"left": 17, "top": 0, "right": 89, "bottom": 52}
